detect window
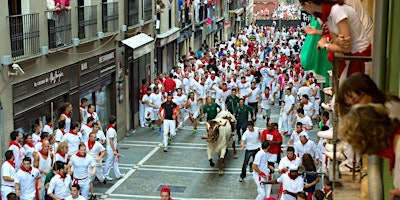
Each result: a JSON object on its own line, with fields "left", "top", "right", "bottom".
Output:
{"left": 78, "top": 5, "right": 98, "bottom": 40}
{"left": 102, "top": 0, "right": 119, "bottom": 33}
{"left": 143, "top": 0, "right": 152, "bottom": 21}
{"left": 128, "top": 0, "right": 139, "bottom": 26}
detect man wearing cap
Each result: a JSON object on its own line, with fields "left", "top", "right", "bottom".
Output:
{"left": 294, "top": 132, "right": 318, "bottom": 160}
{"left": 265, "top": 164, "right": 304, "bottom": 200}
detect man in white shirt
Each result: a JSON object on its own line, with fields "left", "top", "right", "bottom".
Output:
{"left": 61, "top": 122, "right": 83, "bottom": 157}
{"left": 252, "top": 141, "right": 274, "bottom": 200}
{"left": 48, "top": 161, "right": 72, "bottom": 200}
{"left": 294, "top": 132, "right": 318, "bottom": 160}
{"left": 278, "top": 147, "right": 301, "bottom": 174}
{"left": 149, "top": 86, "right": 164, "bottom": 133}
{"left": 247, "top": 82, "right": 261, "bottom": 114}
{"left": 287, "top": 122, "right": 307, "bottom": 146}
{"left": 8, "top": 131, "right": 23, "bottom": 171}
{"left": 282, "top": 88, "right": 295, "bottom": 135}
{"left": 54, "top": 120, "right": 67, "bottom": 143}
{"left": 103, "top": 116, "right": 125, "bottom": 181}
{"left": 65, "top": 184, "right": 86, "bottom": 200}
{"left": 86, "top": 104, "right": 102, "bottom": 131}
{"left": 42, "top": 115, "right": 53, "bottom": 135}
{"left": 14, "top": 157, "right": 42, "bottom": 200}
{"left": 1, "top": 150, "right": 16, "bottom": 198}
{"left": 68, "top": 143, "right": 96, "bottom": 199}
{"left": 173, "top": 88, "right": 188, "bottom": 128}
{"left": 80, "top": 117, "right": 94, "bottom": 142}
{"left": 266, "top": 164, "right": 304, "bottom": 200}
{"left": 260, "top": 87, "right": 274, "bottom": 126}
{"left": 294, "top": 108, "right": 314, "bottom": 131}
{"left": 240, "top": 121, "right": 261, "bottom": 182}
{"left": 92, "top": 123, "right": 106, "bottom": 145}
{"left": 79, "top": 98, "right": 88, "bottom": 128}
{"left": 86, "top": 132, "right": 106, "bottom": 199}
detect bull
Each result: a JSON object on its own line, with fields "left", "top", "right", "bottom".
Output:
{"left": 199, "top": 118, "right": 232, "bottom": 175}
{"left": 215, "top": 111, "right": 238, "bottom": 158}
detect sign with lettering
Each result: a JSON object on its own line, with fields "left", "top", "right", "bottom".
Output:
{"left": 99, "top": 52, "right": 115, "bottom": 64}
{"left": 300, "top": 11, "right": 311, "bottom": 27}
{"left": 33, "top": 70, "right": 65, "bottom": 88}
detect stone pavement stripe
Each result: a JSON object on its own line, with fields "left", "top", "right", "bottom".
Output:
{"left": 141, "top": 164, "right": 244, "bottom": 171}
{"left": 119, "top": 143, "right": 160, "bottom": 148}
{"left": 103, "top": 145, "right": 161, "bottom": 198}
{"left": 108, "top": 193, "right": 254, "bottom": 200}
{"left": 124, "top": 141, "right": 160, "bottom": 144}
{"left": 119, "top": 142, "right": 290, "bottom": 149}
{"left": 137, "top": 167, "right": 252, "bottom": 174}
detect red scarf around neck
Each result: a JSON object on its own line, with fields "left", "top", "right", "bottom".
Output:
{"left": 264, "top": 92, "right": 270, "bottom": 99}
{"left": 6, "top": 160, "right": 15, "bottom": 169}
{"left": 88, "top": 140, "right": 95, "bottom": 150}
{"left": 287, "top": 154, "right": 297, "bottom": 161}
{"left": 177, "top": 93, "right": 182, "bottom": 97}
{"left": 87, "top": 110, "right": 94, "bottom": 118}
{"left": 251, "top": 86, "right": 256, "bottom": 90}
{"left": 69, "top": 130, "right": 78, "bottom": 135}
{"left": 39, "top": 149, "right": 48, "bottom": 157}
{"left": 85, "top": 123, "right": 92, "bottom": 128}
{"left": 58, "top": 172, "right": 66, "bottom": 180}
{"left": 80, "top": 105, "right": 86, "bottom": 109}
{"left": 24, "top": 142, "right": 35, "bottom": 148}
{"left": 46, "top": 123, "right": 52, "bottom": 128}
{"left": 107, "top": 124, "right": 115, "bottom": 131}
{"left": 75, "top": 152, "right": 86, "bottom": 158}
{"left": 20, "top": 166, "right": 33, "bottom": 174}
{"left": 60, "top": 129, "right": 66, "bottom": 135}
{"left": 62, "top": 111, "right": 71, "bottom": 118}
{"left": 56, "top": 151, "right": 66, "bottom": 158}
{"left": 9, "top": 141, "right": 20, "bottom": 149}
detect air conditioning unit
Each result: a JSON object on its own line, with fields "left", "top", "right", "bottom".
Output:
{"left": 139, "top": 20, "right": 145, "bottom": 26}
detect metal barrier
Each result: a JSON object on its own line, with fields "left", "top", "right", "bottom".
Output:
{"left": 7, "top": 13, "right": 40, "bottom": 60}
{"left": 45, "top": 10, "right": 72, "bottom": 50}
{"left": 102, "top": 2, "right": 119, "bottom": 33}
{"left": 331, "top": 55, "right": 372, "bottom": 183}
{"left": 77, "top": 5, "right": 97, "bottom": 40}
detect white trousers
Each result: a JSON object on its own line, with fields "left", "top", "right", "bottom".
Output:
{"left": 74, "top": 177, "right": 90, "bottom": 199}
{"left": 163, "top": 119, "right": 176, "bottom": 148}
{"left": 253, "top": 175, "right": 272, "bottom": 200}
{"left": 282, "top": 113, "right": 292, "bottom": 133}
{"left": 1, "top": 186, "right": 15, "bottom": 200}
{"left": 314, "top": 98, "right": 321, "bottom": 119}
{"left": 104, "top": 150, "right": 122, "bottom": 178}
{"left": 95, "top": 162, "right": 105, "bottom": 181}
{"left": 139, "top": 100, "right": 145, "bottom": 126}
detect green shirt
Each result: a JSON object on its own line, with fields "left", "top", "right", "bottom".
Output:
{"left": 203, "top": 103, "right": 220, "bottom": 120}
{"left": 45, "top": 170, "right": 56, "bottom": 185}
{"left": 225, "top": 95, "right": 240, "bottom": 114}
{"left": 234, "top": 105, "right": 254, "bottom": 120}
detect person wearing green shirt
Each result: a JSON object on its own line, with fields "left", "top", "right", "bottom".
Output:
{"left": 201, "top": 96, "right": 221, "bottom": 121}
{"left": 234, "top": 98, "right": 256, "bottom": 142}
{"left": 225, "top": 88, "right": 240, "bottom": 115}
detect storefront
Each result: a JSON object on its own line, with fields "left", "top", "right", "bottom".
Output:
{"left": 12, "top": 50, "right": 117, "bottom": 133}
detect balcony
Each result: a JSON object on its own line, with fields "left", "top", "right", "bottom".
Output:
{"left": 78, "top": 5, "right": 97, "bottom": 40}
{"left": 128, "top": 0, "right": 139, "bottom": 26}
{"left": 7, "top": 13, "right": 40, "bottom": 60}
{"left": 102, "top": 1, "right": 119, "bottom": 33}
{"left": 229, "top": 0, "right": 249, "bottom": 10}
{"left": 45, "top": 10, "right": 72, "bottom": 50}
{"left": 179, "top": 6, "right": 191, "bottom": 28}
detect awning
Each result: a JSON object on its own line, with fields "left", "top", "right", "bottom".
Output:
{"left": 229, "top": 8, "right": 244, "bottom": 15}
{"left": 122, "top": 33, "right": 154, "bottom": 58}
{"left": 156, "top": 27, "right": 180, "bottom": 47}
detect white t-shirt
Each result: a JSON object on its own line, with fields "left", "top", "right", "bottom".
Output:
{"left": 85, "top": 141, "right": 105, "bottom": 163}
{"left": 69, "top": 154, "right": 96, "bottom": 179}
{"left": 252, "top": 150, "right": 270, "bottom": 178}
{"left": 149, "top": 93, "right": 163, "bottom": 110}
{"left": 9, "top": 144, "right": 23, "bottom": 170}
{"left": 247, "top": 88, "right": 261, "bottom": 103}
{"left": 54, "top": 129, "right": 65, "bottom": 142}
{"left": 55, "top": 152, "right": 68, "bottom": 163}
{"left": 294, "top": 140, "right": 318, "bottom": 160}
{"left": 277, "top": 173, "right": 304, "bottom": 200}
{"left": 278, "top": 155, "right": 301, "bottom": 173}
{"left": 327, "top": 4, "right": 370, "bottom": 53}
{"left": 242, "top": 127, "right": 261, "bottom": 150}
{"left": 296, "top": 115, "right": 313, "bottom": 131}
{"left": 261, "top": 92, "right": 274, "bottom": 109}
{"left": 43, "top": 124, "right": 53, "bottom": 135}
{"left": 95, "top": 130, "right": 106, "bottom": 144}
{"left": 80, "top": 124, "right": 92, "bottom": 142}
{"left": 65, "top": 195, "right": 86, "bottom": 200}
{"left": 283, "top": 94, "right": 295, "bottom": 113}
{"left": 290, "top": 130, "right": 307, "bottom": 145}
{"left": 1, "top": 161, "right": 16, "bottom": 187}
{"left": 302, "top": 102, "right": 314, "bottom": 117}
{"left": 32, "top": 134, "right": 40, "bottom": 146}
{"left": 106, "top": 127, "right": 117, "bottom": 151}
{"left": 47, "top": 174, "right": 72, "bottom": 199}
{"left": 14, "top": 167, "right": 41, "bottom": 200}
{"left": 61, "top": 133, "right": 83, "bottom": 155}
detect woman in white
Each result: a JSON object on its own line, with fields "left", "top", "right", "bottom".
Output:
{"left": 186, "top": 92, "right": 200, "bottom": 133}
{"left": 23, "top": 134, "right": 36, "bottom": 167}
{"left": 55, "top": 142, "right": 69, "bottom": 163}
{"left": 59, "top": 102, "right": 73, "bottom": 133}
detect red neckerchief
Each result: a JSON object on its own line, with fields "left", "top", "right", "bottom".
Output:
{"left": 222, "top": 88, "right": 228, "bottom": 92}
{"left": 288, "top": 172, "right": 298, "bottom": 180}
{"left": 80, "top": 105, "right": 85, "bottom": 109}
{"left": 85, "top": 123, "right": 91, "bottom": 128}
{"left": 284, "top": 77, "right": 289, "bottom": 83}
{"left": 107, "top": 124, "right": 115, "bottom": 131}
{"left": 177, "top": 93, "right": 182, "bottom": 97}
{"left": 62, "top": 111, "right": 71, "bottom": 118}
{"left": 69, "top": 130, "right": 78, "bottom": 135}
{"left": 60, "top": 129, "right": 66, "bottom": 135}
{"left": 6, "top": 160, "right": 15, "bottom": 169}
{"left": 88, "top": 140, "right": 95, "bottom": 150}
{"left": 20, "top": 166, "right": 33, "bottom": 174}
{"left": 251, "top": 86, "right": 256, "bottom": 90}
{"left": 241, "top": 80, "right": 247, "bottom": 84}
{"left": 300, "top": 72, "right": 305, "bottom": 77}
{"left": 46, "top": 123, "right": 52, "bottom": 129}
{"left": 87, "top": 110, "right": 94, "bottom": 118}
{"left": 233, "top": 78, "right": 237, "bottom": 82}
{"left": 210, "top": 75, "right": 216, "bottom": 81}
{"left": 289, "top": 71, "right": 294, "bottom": 77}
{"left": 245, "top": 73, "right": 250, "bottom": 77}
{"left": 287, "top": 154, "right": 297, "bottom": 161}
{"left": 200, "top": 83, "right": 205, "bottom": 86}
{"left": 264, "top": 92, "right": 270, "bottom": 99}
{"left": 323, "top": 119, "right": 328, "bottom": 126}
{"left": 24, "top": 142, "right": 35, "bottom": 148}
{"left": 58, "top": 172, "right": 66, "bottom": 180}
{"left": 39, "top": 149, "right": 48, "bottom": 157}
{"left": 304, "top": 101, "right": 308, "bottom": 105}
{"left": 378, "top": 127, "right": 400, "bottom": 172}
{"left": 9, "top": 141, "right": 20, "bottom": 149}
{"left": 318, "top": 3, "right": 335, "bottom": 36}
{"left": 37, "top": 139, "right": 42, "bottom": 143}
{"left": 75, "top": 152, "right": 86, "bottom": 158}
{"left": 154, "top": 91, "right": 159, "bottom": 95}
{"left": 56, "top": 151, "right": 66, "bottom": 158}
{"left": 227, "top": 80, "right": 231, "bottom": 83}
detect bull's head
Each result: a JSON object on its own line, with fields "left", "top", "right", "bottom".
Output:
{"left": 205, "top": 120, "right": 221, "bottom": 143}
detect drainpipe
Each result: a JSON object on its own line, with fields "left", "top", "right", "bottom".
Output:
{"left": 370, "top": 0, "right": 389, "bottom": 200}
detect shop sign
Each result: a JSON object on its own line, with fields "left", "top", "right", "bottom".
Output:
{"left": 33, "top": 70, "right": 65, "bottom": 88}
{"left": 99, "top": 52, "right": 115, "bottom": 64}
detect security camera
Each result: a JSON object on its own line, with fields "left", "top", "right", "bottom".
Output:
{"left": 12, "top": 63, "right": 25, "bottom": 75}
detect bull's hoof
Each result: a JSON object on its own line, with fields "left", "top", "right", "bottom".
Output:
{"left": 234, "top": 152, "right": 238, "bottom": 159}
{"left": 218, "top": 170, "right": 224, "bottom": 176}
{"left": 209, "top": 159, "right": 215, "bottom": 167}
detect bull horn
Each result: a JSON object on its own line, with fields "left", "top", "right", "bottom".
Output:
{"left": 197, "top": 121, "right": 210, "bottom": 130}
{"left": 201, "top": 135, "right": 208, "bottom": 139}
